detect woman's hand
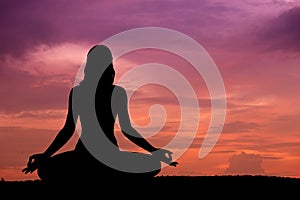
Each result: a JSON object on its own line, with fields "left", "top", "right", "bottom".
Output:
{"left": 22, "top": 153, "right": 48, "bottom": 174}
{"left": 152, "top": 149, "right": 178, "bottom": 167}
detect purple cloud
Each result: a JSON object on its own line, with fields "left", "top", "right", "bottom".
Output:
{"left": 0, "top": 0, "right": 123, "bottom": 56}
{"left": 260, "top": 6, "right": 300, "bottom": 51}
{"left": 0, "top": 0, "right": 245, "bottom": 57}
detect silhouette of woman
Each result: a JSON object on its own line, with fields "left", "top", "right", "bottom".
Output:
{"left": 22, "top": 45, "right": 178, "bottom": 184}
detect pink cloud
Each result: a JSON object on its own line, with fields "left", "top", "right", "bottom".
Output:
{"left": 0, "top": 43, "right": 89, "bottom": 113}
{"left": 224, "top": 152, "right": 267, "bottom": 175}
{"left": 222, "top": 121, "right": 261, "bottom": 134}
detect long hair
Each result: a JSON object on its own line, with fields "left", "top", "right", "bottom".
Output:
{"left": 82, "top": 45, "right": 115, "bottom": 85}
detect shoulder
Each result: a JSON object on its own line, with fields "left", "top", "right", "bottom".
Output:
{"left": 68, "top": 86, "right": 80, "bottom": 100}
{"left": 71, "top": 85, "right": 85, "bottom": 95}
{"left": 113, "top": 85, "right": 126, "bottom": 94}
{"left": 68, "top": 86, "right": 77, "bottom": 96}
{"left": 112, "top": 85, "right": 127, "bottom": 99}
{"left": 72, "top": 85, "right": 80, "bottom": 92}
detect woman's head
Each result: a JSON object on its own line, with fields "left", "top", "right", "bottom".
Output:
{"left": 84, "top": 45, "right": 115, "bottom": 84}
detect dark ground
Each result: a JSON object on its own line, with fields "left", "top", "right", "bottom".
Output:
{"left": 1, "top": 175, "right": 299, "bottom": 198}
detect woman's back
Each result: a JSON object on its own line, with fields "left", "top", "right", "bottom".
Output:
{"left": 73, "top": 83, "right": 119, "bottom": 152}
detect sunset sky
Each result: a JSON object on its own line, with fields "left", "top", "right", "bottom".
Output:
{"left": 1, "top": 0, "right": 300, "bottom": 181}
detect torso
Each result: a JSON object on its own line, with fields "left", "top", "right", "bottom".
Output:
{"left": 72, "top": 83, "right": 119, "bottom": 153}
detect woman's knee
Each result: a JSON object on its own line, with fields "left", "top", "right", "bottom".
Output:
{"left": 37, "top": 161, "right": 49, "bottom": 181}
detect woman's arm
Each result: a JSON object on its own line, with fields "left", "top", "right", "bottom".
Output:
{"left": 43, "top": 88, "right": 78, "bottom": 157}
{"left": 114, "top": 86, "right": 178, "bottom": 167}
{"left": 114, "top": 86, "right": 158, "bottom": 153}
{"left": 22, "top": 88, "right": 78, "bottom": 174}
